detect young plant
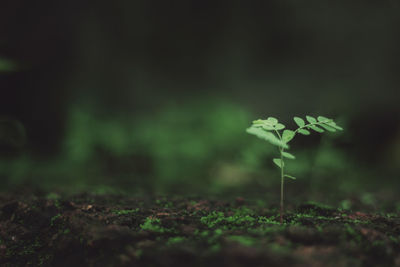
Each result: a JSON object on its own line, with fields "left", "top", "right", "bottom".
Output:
{"left": 246, "top": 116, "right": 343, "bottom": 223}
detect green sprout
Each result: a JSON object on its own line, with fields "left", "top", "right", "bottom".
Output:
{"left": 246, "top": 115, "right": 343, "bottom": 224}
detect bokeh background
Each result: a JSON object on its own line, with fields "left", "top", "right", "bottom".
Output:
{"left": 1, "top": 1, "right": 399, "bottom": 203}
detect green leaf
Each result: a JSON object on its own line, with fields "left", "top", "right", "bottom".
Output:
{"left": 252, "top": 119, "right": 266, "bottom": 125}
{"left": 317, "top": 116, "right": 331, "bottom": 123}
{"left": 252, "top": 119, "right": 274, "bottom": 130}
{"left": 275, "top": 123, "right": 285, "bottom": 130}
{"left": 267, "top": 117, "right": 278, "bottom": 125}
{"left": 282, "top": 130, "right": 295, "bottom": 143}
{"left": 308, "top": 125, "right": 324, "bottom": 133}
{"left": 273, "top": 158, "right": 284, "bottom": 168}
{"left": 317, "top": 116, "right": 343, "bottom": 131}
{"left": 284, "top": 174, "right": 296, "bottom": 180}
{"left": 306, "top": 115, "right": 317, "bottom": 124}
{"left": 330, "top": 124, "right": 343, "bottom": 131}
{"left": 246, "top": 127, "right": 289, "bottom": 148}
{"left": 262, "top": 125, "right": 275, "bottom": 131}
{"left": 298, "top": 129, "right": 310, "bottom": 135}
{"left": 319, "top": 123, "right": 336, "bottom": 132}
{"left": 282, "top": 151, "right": 295, "bottom": 159}
{"left": 294, "top": 117, "right": 305, "bottom": 127}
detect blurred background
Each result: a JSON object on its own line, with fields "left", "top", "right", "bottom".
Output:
{"left": 0, "top": 1, "right": 399, "bottom": 203}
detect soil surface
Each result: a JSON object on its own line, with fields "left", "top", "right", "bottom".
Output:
{"left": 1, "top": 192, "right": 399, "bottom": 267}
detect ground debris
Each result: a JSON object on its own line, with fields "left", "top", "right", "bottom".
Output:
{"left": 0, "top": 193, "right": 399, "bottom": 267}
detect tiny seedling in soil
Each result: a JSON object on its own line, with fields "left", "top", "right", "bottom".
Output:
{"left": 246, "top": 115, "right": 343, "bottom": 223}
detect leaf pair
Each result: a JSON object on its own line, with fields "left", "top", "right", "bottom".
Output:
{"left": 282, "top": 130, "right": 295, "bottom": 143}
{"left": 252, "top": 117, "right": 285, "bottom": 131}
{"left": 246, "top": 127, "right": 288, "bottom": 149}
{"left": 272, "top": 159, "right": 296, "bottom": 179}
{"left": 294, "top": 116, "right": 343, "bottom": 135}
{"left": 272, "top": 152, "right": 295, "bottom": 166}
{"left": 247, "top": 117, "right": 288, "bottom": 148}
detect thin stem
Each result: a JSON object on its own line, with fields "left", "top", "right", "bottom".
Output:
{"left": 293, "top": 121, "right": 332, "bottom": 135}
{"left": 280, "top": 147, "right": 284, "bottom": 224}
{"left": 274, "top": 129, "right": 285, "bottom": 224}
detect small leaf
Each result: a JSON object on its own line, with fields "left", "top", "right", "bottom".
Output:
{"left": 330, "top": 124, "right": 343, "bottom": 131}
{"left": 294, "top": 117, "right": 305, "bottom": 127}
{"left": 282, "top": 151, "right": 295, "bottom": 159}
{"left": 317, "top": 116, "right": 343, "bottom": 131}
{"left": 319, "top": 123, "right": 336, "bottom": 132}
{"left": 275, "top": 123, "right": 285, "bottom": 130}
{"left": 262, "top": 125, "right": 275, "bottom": 131}
{"left": 298, "top": 129, "right": 310, "bottom": 135}
{"left": 324, "top": 121, "right": 343, "bottom": 131}
{"left": 284, "top": 174, "right": 296, "bottom": 180}
{"left": 308, "top": 125, "right": 324, "bottom": 133}
{"left": 282, "top": 130, "right": 295, "bottom": 143}
{"left": 252, "top": 119, "right": 265, "bottom": 124}
{"left": 306, "top": 115, "right": 317, "bottom": 124}
{"left": 253, "top": 119, "right": 276, "bottom": 128}
{"left": 267, "top": 117, "right": 278, "bottom": 125}
{"left": 317, "top": 116, "right": 331, "bottom": 123}
{"left": 252, "top": 120, "right": 265, "bottom": 127}
{"left": 246, "top": 127, "right": 289, "bottom": 149}
{"left": 273, "top": 158, "right": 284, "bottom": 168}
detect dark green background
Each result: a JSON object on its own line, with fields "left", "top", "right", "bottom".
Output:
{"left": 1, "top": 1, "right": 399, "bottom": 200}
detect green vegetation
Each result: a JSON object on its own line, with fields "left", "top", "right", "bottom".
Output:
{"left": 200, "top": 209, "right": 257, "bottom": 229}
{"left": 247, "top": 116, "right": 343, "bottom": 223}
{"left": 50, "top": 214, "right": 62, "bottom": 227}
{"left": 113, "top": 208, "right": 139, "bottom": 215}
{"left": 166, "top": 236, "right": 187, "bottom": 245}
{"left": 140, "top": 217, "right": 166, "bottom": 233}
{"left": 227, "top": 235, "right": 256, "bottom": 246}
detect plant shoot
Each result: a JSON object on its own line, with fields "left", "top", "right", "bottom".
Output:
{"left": 246, "top": 116, "right": 343, "bottom": 223}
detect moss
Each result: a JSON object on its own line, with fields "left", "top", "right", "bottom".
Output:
{"left": 166, "top": 236, "right": 187, "bottom": 245}
{"left": 38, "top": 254, "right": 53, "bottom": 266}
{"left": 200, "top": 207, "right": 259, "bottom": 229}
{"left": 200, "top": 211, "right": 225, "bottom": 228}
{"left": 345, "top": 224, "right": 362, "bottom": 243}
{"left": 155, "top": 198, "right": 173, "bottom": 208}
{"left": 297, "top": 201, "right": 337, "bottom": 215}
{"left": 50, "top": 214, "right": 62, "bottom": 227}
{"left": 19, "top": 238, "right": 42, "bottom": 257}
{"left": 248, "top": 225, "right": 285, "bottom": 235}
{"left": 227, "top": 235, "right": 256, "bottom": 247}
{"left": 113, "top": 208, "right": 139, "bottom": 215}
{"left": 140, "top": 217, "right": 166, "bottom": 233}
{"left": 268, "top": 243, "right": 291, "bottom": 255}
{"left": 209, "top": 243, "right": 221, "bottom": 252}
{"left": 258, "top": 216, "right": 280, "bottom": 225}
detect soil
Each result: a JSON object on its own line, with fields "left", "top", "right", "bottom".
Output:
{"left": 0, "top": 192, "right": 399, "bottom": 267}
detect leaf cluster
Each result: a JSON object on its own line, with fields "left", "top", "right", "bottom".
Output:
{"left": 246, "top": 115, "right": 343, "bottom": 179}
{"left": 247, "top": 116, "right": 342, "bottom": 148}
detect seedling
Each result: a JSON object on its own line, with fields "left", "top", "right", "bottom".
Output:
{"left": 246, "top": 115, "right": 343, "bottom": 223}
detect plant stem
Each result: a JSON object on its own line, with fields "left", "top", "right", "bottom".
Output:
{"left": 293, "top": 120, "right": 333, "bottom": 135}
{"left": 274, "top": 129, "right": 285, "bottom": 224}
{"left": 280, "top": 148, "right": 284, "bottom": 224}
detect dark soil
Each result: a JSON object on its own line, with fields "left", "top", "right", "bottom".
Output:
{"left": 1, "top": 192, "right": 399, "bottom": 267}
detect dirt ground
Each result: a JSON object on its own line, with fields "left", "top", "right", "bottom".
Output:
{"left": 0, "top": 191, "right": 399, "bottom": 267}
